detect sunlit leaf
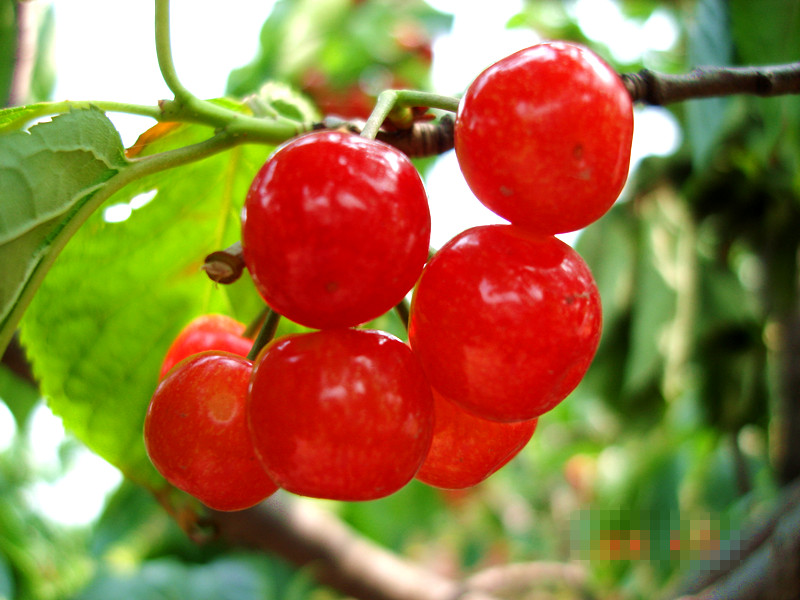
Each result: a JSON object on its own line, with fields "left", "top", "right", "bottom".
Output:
{"left": 0, "top": 108, "right": 127, "bottom": 355}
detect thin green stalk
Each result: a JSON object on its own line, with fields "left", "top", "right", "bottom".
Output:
{"left": 360, "top": 90, "right": 461, "bottom": 139}
{"left": 247, "top": 309, "right": 281, "bottom": 361}
{"left": 154, "top": 0, "right": 193, "bottom": 102}
{"left": 153, "top": 0, "right": 305, "bottom": 144}
{"left": 0, "top": 100, "right": 163, "bottom": 133}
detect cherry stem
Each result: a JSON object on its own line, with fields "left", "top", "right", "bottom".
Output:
{"left": 394, "top": 299, "right": 410, "bottom": 330}
{"left": 153, "top": 0, "right": 305, "bottom": 144}
{"left": 246, "top": 308, "right": 281, "bottom": 361}
{"left": 243, "top": 305, "right": 270, "bottom": 340}
{"left": 360, "top": 90, "right": 460, "bottom": 140}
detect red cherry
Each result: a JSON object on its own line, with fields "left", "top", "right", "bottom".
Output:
{"left": 248, "top": 329, "right": 434, "bottom": 501}
{"left": 416, "top": 389, "right": 538, "bottom": 489}
{"left": 408, "top": 225, "right": 602, "bottom": 422}
{"left": 455, "top": 42, "right": 633, "bottom": 235}
{"left": 159, "top": 314, "right": 252, "bottom": 379}
{"left": 241, "top": 130, "right": 431, "bottom": 329}
{"left": 144, "top": 352, "right": 278, "bottom": 511}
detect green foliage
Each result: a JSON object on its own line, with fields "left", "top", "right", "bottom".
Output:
{"left": 0, "top": 0, "right": 14, "bottom": 106}
{"left": 684, "top": 0, "right": 734, "bottom": 168}
{"left": 0, "top": 441, "right": 92, "bottom": 600}
{"left": 227, "top": 0, "right": 451, "bottom": 116}
{"left": 0, "top": 364, "right": 38, "bottom": 428}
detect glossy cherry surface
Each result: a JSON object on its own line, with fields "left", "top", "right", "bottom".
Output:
{"left": 455, "top": 42, "right": 633, "bottom": 235}
{"left": 248, "top": 329, "right": 434, "bottom": 501}
{"left": 159, "top": 314, "right": 252, "bottom": 379}
{"left": 416, "top": 389, "right": 538, "bottom": 489}
{"left": 145, "top": 352, "right": 278, "bottom": 511}
{"left": 241, "top": 130, "right": 431, "bottom": 330}
{"left": 409, "top": 225, "right": 602, "bottom": 422}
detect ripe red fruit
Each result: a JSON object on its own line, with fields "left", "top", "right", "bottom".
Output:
{"left": 159, "top": 314, "right": 252, "bottom": 379}
{"left": 144, "top": 352, "right": 278, "bottom": 511}
{"left": 248, "top": 329, "right": 434, "bottom": 501}
{"left": 416, "top": 389, "right": 538, "bottom": 489}
{"left": 408, "top": 225, "right": 602, "bottom": 422}
{"left": 241, "top": 130, "right": 431, "bottom": 329}
{"left": 455, "top": 42, "right": 633, "bottom": 235}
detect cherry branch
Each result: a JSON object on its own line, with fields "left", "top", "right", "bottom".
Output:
{"left": 622, "top": 62, "right": 800, "bottom": 106}
{"left": 672, "top": 478, "right": 800, "bottom": 600}
{"left": 208, "top": 493, "right": 503, "bottom": 600}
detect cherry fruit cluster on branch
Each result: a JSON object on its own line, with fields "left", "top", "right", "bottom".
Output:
{"left": 143, "top": 42, "right": 634, "bottom": 511}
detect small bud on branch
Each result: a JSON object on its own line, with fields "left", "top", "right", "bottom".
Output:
{"left": 203, "top": 241, "right": 244, "bottom": 284}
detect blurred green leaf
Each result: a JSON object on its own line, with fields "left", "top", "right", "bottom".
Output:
{"left": 228, "top": 0, "right": 451, "bottom": 118}
{"left": 0, "top": 108, "right": 127, "bottom": 356}
{"left": 19, "top": 115, "right": 273, "bottom": 489}
{"left": 28, "top": 4, "right": 55, "bottom": 104}
{"left": 729, "top": 0, "right": 800, "bottom": 174}
{"left": 684, "top": 0, "right": 734, "bottom": 169}
{"left": 74, "top": 554, "right": 307, "bottom": 600}
{"left": 0, "top": 2, "right": 55, "bottom": 107}
{"left": 622, "top": 201, "right": 678, "bottom": 399}
{"left": 0, "top": 551, "right": 12, "bottom": 600}
{"left": 729, "top": 0, "right": 800, "bottom": 65}
{"left": 0, "top": 364, "right": 39, "bottom": 429}
{"left": 338, "top": 479, "right": 444, "bottom": 549}
{"left": 0, "top": 0, "right": 14, "bottom": 107}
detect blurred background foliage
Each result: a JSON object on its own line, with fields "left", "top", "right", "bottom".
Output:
{"left": 2, "top": 0, "right": 800, "bottom": 598}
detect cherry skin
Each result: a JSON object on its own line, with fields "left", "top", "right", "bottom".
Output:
{"left": 241, "top": 130, "right": 431, "bottom": 330}
{"left": 248, "top": 329, "right": 434, "bottom": 501}
{"left": 408, "top": 224, "right": 602, "bottom": 422}
{"left": 416, "top": 388, "right": 538, "bottom": 490}
{"left": 455, "top": 41, "right": 633, "bottom": 235}
{"left": 144, "top": 352, "right": 278, "bottom": 511}
{"left": 159, "top": 314, "right": 252, "bottom": 379}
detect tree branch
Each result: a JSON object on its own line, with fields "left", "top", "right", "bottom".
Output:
{"left": 208, "top": 492, "right": 501, "bottom": 600}
{"left": 622, "top": 62, "right": 800, "bottom": 106}
{"left": 7, "top": 1, "right": 38, "bottom": 107}
{"left": 673, "top": 478, "right": 800, "bottom": 600}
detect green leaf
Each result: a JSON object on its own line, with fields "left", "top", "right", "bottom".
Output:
{"left": 74, "top": 555, "right": 294, "bottom": 600}
{"left": 0, "top": 551, "right": 12, "bottom": 600}
{"left": 227, "top": 0, "right": 451, "bottom": 103}
{"left": 730, "top": 0, "right": 800, "bottom": 65}
{"left": 729, "top": 1, "right": 800, "bottom": 173}
{"left": 0, "top": 104, "right": 47, "bottom": 132}
{"left": 0, "top": 108, "right": 127, "bottom": 356}
{"left": 621, "top": 199, "right": 679, "bottom": 397}
{"left": 0, "top": 0, "right": 14, "bottom": 107}
{"left": 684, "top": 0, "right": 734, "bottom": 170}
{"left": 0, "top": 365, "right": 39, "bottom": 429}
{"left": 0, "top": 2, "right": 55, "bottom": 107}
{"left": 20, "top": 118, "right": 273, "bottom": 488}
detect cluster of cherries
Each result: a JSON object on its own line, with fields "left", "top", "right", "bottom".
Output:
{"left": 144, "top": 42, "right": 634, "bottom": 511}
